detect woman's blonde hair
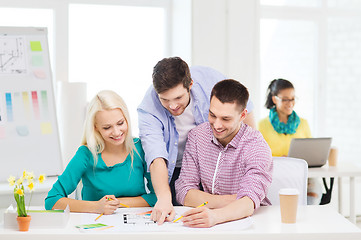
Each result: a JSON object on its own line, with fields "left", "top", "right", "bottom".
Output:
{"left": 81, "top": 90, "right": 136, "bottom": 167}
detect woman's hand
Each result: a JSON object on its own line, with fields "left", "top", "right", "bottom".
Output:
{"left": 96, "top": 195, "right": 120, "bottom": 214}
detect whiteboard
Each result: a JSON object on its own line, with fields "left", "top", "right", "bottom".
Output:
{"left": 0, "top": 27, "right": 62, "bottom": 182}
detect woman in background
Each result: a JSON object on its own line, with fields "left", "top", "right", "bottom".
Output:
{"left": 258, "top": 79, "right": 321, "bottom": 205}
{"left": 45, "top": 90, "right": 156, "bottom": 214}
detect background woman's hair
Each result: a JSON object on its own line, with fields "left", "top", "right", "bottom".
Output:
{"left": 81, "top": 90, "right": 137, "bottom": 168}
{"left": 265, "top": 78, "right": 294, "bottom": 109}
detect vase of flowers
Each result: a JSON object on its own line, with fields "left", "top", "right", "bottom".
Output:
{"left": 8, "top": 171, "right": 45, "bottom": 231}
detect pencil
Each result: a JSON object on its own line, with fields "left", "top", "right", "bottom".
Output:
{"left": 173, "top": 201, "right": 208, "bottom": 223}
{"left": 106, "top": 196, "right": 130, "bottom": 208}
{"left": 94, "top": 213, "right": 103, "bottom": 221}
{"left": 94, "top": 197, "right": 130, "bottom": 221}
{"left": 119, "top": 202, "right": 130, "bottom": 208}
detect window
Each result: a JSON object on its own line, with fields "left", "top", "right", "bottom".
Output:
{"left": 69, "top": 4, "right": 167, "bottom": 136}
{"left": 0, "top": 0, "right": 171, "bottom": 137}
{"left": 259, "top": 1, "right": 361, "bottom": 164}
{"left": 260, "top": 19, "right": 317, "bottom": 126}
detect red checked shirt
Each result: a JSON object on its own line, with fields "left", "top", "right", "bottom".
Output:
{"left": 175, "top": 122, "right": 273, "bottom": 208}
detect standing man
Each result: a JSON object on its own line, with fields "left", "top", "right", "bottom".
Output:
{"left": 175, "top": 79, "right": 272, "bottom": 228}
{"left": 137, "top": 57, "right": 255, "bottom": 224}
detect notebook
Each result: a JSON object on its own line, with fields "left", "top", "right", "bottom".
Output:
{"left": 288, "top": 138, "right": 332, "bottom": 168}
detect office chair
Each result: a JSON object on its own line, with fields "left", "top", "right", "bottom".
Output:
{"left": 267, "top": 157, "right": 308, "bottom": 205}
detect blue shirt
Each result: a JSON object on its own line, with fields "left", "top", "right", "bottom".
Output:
{"left": 45, "top": 138, "right": 157, "bottom": 210}
{"left": 137, "top": 66, "right": 254, "bottom": 180}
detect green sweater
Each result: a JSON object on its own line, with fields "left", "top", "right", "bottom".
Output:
{"left": 45, "top": 138, "right": 157, "bottom": 210}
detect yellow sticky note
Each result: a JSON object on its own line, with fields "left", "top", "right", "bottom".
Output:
{"left": 41, "top": 122, "right": 52, "bottom": 135}
{"left": 30, "top": 41, "right": 42, "bottom": 51}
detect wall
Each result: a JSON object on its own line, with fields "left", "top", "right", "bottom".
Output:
{"left": 190, "top": 0, "right": 360, "bottom": 217}
{"left": 191, "top": 0, "right": 261, "bottom": 120}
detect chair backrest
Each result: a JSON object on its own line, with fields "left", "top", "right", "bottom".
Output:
{"left": 267, "top": 157, "right": 308, "bottom": 205}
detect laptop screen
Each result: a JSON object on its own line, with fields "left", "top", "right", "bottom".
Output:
{"left": 288, "top": 138, "right": 332, "bottom": 168}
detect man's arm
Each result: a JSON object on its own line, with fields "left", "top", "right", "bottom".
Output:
{"left": 182, "top": 196, "right": 254, "bottom": 228}
{"left": 149, "top": 158, "right": 175, "bottom": 224}
{"left": 138, "top": 101, "right": 176, "bottom": 224}
{"left": 183, "top": 189, "right": 236, "bottom": 209}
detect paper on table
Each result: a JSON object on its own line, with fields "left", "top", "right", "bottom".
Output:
{"left": 78, "top": 207, "right": 253, "bottom": 232}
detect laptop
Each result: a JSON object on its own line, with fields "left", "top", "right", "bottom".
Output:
{"left": 288, "top": 138, "right": 332, "bottom": 168}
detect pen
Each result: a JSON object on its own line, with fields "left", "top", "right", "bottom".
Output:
{"left": 173, "top": 201, "right": 208, "bottom": 223}
{"left": 94, "top": 197, "right": 130, "bottom": 221}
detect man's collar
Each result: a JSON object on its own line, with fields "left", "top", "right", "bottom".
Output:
{"left": 210, "top": 123, "right": 246, "bottom": 149}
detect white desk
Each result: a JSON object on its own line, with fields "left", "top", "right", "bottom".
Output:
{"left": 1, "top": 206, "right": 360, "bottom": 240}
{"left": 308, "top": 162, "right": 361, "bottom": 223}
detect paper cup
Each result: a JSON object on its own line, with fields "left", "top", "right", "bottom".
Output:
{"left": 279, "top": 188, "right": 299, "bottom": 224}
{"left": 328, "top": 147, "right": 338, "bottom": 167}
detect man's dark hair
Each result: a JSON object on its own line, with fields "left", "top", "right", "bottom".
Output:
{"left": 152, "top": 57, "right": 192, "bottom": 94}
{"left": 210, "top": 79, "right": 249, "bottom": 111}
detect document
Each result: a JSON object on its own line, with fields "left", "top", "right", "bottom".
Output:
{"left": 79, "top": 207, "right": 253, "bottom": 232}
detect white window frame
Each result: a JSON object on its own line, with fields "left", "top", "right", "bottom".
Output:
{"left": 259, "top": 2, "right": 361, "bottom": 136}
{"left": 0, "top": 0, "right": 173, "bottom": 83}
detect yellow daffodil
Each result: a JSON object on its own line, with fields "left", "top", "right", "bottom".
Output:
{"left": 38, "top": 174, "right": 46, "bottom": 183}
{"left": 26, "top": 172, "right": 34, "bottom": 181}
{"left": 15, "top": 188, "right": 24, "bottom": 196}
{"left": 7, "top": 175, "right": 16, "bottom": 186}
{"left": 10, "top": 170, "right": 46, "bottom": 217}
{"left": 27, "top": 182, "right": 34, "bottom": 192}
{"left": 16, "top": 177, "right": 24, "bottom": 185}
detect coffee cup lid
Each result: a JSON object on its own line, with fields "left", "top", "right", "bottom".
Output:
{"left": 279, "top": 188, "right": 299, "bottom": 195}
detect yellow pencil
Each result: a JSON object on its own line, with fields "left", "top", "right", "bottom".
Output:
{"left": 94, "top": 213, "right": 103, "bottom": 221}
{"left": 173, "top": 201, "right": 208, "bottom": 223}
{"left": 94, "top": 197, "right": 130, "bottom": 221}
{"left": 106, "top": 197, "right": 130, "bottom": 208}
{"left": 119, "top": 202, "right": 130, "bottom": 208}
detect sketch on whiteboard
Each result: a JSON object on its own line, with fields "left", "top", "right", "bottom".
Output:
{"left": 0, "top": 36, "right": 27, "bottom": 74}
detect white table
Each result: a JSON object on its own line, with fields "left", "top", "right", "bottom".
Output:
{"left": 1, "top": 206, "right": 360, "bottom": 240}
{"left": 308, "top": 162, "right": 361, "bottom": 223}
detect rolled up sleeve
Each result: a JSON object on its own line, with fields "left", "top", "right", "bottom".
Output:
{"left": 236, "top": 138, "right": 273, "bottom": 209}
{"left": 137, "top": 109, "right": 169, "bottom": 170}
{"left": 175, "top": 131, "right": 200, "bottom": 205}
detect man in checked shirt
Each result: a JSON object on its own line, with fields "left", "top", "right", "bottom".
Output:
{"left": 175, "top": 79, "right": 273, "bottom": 228}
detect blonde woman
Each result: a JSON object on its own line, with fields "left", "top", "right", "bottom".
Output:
{"left": 45, "top": 90, "right": 156, "bottom": 214}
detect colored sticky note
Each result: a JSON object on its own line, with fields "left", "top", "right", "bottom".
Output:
{"left": 0, "top": 126, "right": 5, "bottom": 139}
{"left": 41, "top": 122, "right": 52, "bottom": 134}
{"left": 31, "top": 55, "right": 43, "bottom": 66}
{"left": 16, "top": 125, "right": 29, "bottom": 136}
{"left": 33, "top": 70, "right": 46, "bottom": 79}
{"left": 30, "top": 41, "right": 42, "bottom": 51}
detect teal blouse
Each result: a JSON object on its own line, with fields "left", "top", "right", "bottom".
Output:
{"left": 45, "top": 138, "right": 157, "bottom": 210}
